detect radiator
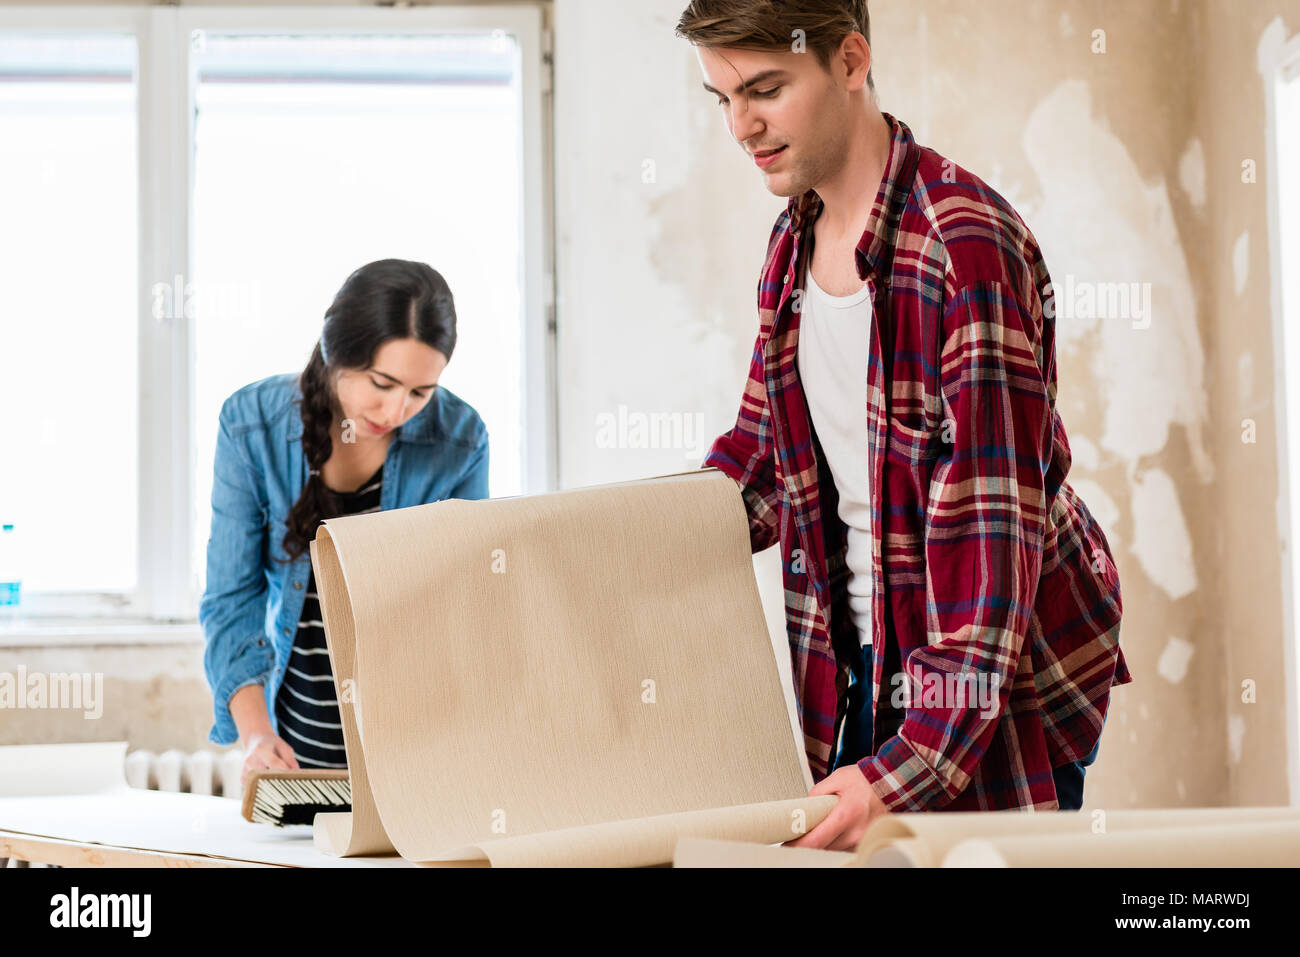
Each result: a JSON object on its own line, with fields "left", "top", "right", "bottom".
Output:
{"left": 124, "top": 748, "right": 245, "bottom": 799}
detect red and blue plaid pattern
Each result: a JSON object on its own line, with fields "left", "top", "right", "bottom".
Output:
{"left": 704, "top": 112, "right": 1131, "bottom": 811}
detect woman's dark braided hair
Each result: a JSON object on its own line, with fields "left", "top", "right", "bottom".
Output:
{"left": 278, "top": 259, "right": 458, "bottom": 563}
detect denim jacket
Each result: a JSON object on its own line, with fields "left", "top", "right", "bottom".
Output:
{"left": 198, "top": 371, "right": 489, "bottom": 746}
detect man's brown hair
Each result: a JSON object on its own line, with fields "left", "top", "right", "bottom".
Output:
{"left": 676, "top": 0, "right": 875, "bottom": 92}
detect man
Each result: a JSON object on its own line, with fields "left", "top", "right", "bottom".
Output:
{"left": 677, "top": 0, "right": 1132, "bottom": 850}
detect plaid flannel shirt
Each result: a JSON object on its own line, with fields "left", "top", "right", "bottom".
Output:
{"left": 703, "top": 112, "right": 1132, "bottom": 812}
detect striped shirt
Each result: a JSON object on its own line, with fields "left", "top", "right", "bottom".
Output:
{"left": 703, "top": 111, "right": 1131, "bottom": 811}
{"left": 274, "top": 463, "right": 383, "bottom": 768}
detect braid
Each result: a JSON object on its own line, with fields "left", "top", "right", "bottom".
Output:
{"left": 279, "top": 342, "right": 339, "bottom": 563}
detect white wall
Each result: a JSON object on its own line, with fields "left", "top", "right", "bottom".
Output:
{"left": 553, "top": 0, "right": 786, "bottom": 488}
{"left": 552, "top": 0, "right": 797, "bottom": 739}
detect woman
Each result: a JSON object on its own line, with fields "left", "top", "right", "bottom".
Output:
{"left": 198, "top": 259, "right": 489, "bottom": 785}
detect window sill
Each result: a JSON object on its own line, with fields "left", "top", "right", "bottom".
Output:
{"left": 0, "top": 618, "right": 203, "bottom": 648}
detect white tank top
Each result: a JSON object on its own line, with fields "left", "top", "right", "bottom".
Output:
{"left": 795, "top": 270, "right": 874, "bottom": 646}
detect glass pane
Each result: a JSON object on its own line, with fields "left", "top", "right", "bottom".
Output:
{"left": 0, "top": 35, "right": 138, "bottom": 594}
{"left": 191, "top": 33, "right": 525, "bottom": 589}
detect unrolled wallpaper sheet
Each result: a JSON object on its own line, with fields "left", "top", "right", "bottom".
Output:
{"left": 0, "top": 741, "right": 413, "bottom": 867}
{"left": 308, "top": 468, "right": 836, "bottom": 867}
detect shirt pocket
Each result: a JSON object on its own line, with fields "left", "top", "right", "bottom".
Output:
{"left": 886, "top": 412, "right": 939, "bottom": 466}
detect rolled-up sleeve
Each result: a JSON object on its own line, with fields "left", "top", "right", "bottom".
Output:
{"left": 859, "top": 282, "right": 1051, "bottom": 810}
{"left": 198, "top": 398, "right": 273, "bottom": 746}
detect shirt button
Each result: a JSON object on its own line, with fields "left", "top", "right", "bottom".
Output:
{"left": 783, "top": 274, "right": 791, "bottom": 284}
{"left": 257, "top": 639, "right": 265, "bottom": 647}
{"left": 282, "top": 627, "right": 291, "bottom": 636}
{"left": 293, "top": 581, "right": 302, "bottom": 590}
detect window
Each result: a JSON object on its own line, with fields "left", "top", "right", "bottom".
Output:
{"left": 0, "top": 34, "right": 138, "bottom": 598}
{"left": 0, "top": 6, "right": 553, "bottom": 625}
{"left": 190, "top": 32, "right": 528, "bottom": 590}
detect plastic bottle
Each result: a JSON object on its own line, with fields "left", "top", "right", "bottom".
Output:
{"left": 0, "top": 523, "right": 21, "bottom": 608}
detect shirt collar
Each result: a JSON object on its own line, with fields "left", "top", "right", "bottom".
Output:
{"left": 286, "top": 383, "right": 442, "bottom": 445}
{"left": 787, "top": 111, "right": 920, "bottom": 281}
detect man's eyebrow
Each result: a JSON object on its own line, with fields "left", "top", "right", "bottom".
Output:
{"left": 371, "top": 369, "right": 438, "bottom": 390}
{"left": 702, "top": 69, "right": 789, "bottom": 98}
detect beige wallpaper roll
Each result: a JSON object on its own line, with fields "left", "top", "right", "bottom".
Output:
{"left": 309, "top": 469, "right": 833, "bottom": 866}
{"left": 943, "top": 821, "right": 1300, "bottom": 867}
{"left": 857, "top": 806, "right": 1300, "bottom": 867}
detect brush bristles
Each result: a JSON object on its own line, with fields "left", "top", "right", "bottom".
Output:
{"left": 251, "top": 776, "right": 352, "bottom": 827}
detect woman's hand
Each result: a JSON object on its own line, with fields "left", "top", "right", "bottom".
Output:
{"left": 229, "top": 683, "right": 299, "bottom": 789}
{"left": 240, "top": 730, "right": 300, "bottom": 790}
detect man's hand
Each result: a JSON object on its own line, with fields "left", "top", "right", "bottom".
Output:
{"left": 785, "top": 765, "right": 889, "bottom": 851}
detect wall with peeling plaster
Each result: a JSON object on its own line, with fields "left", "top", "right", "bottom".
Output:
{"left": 4, "top": 0, "right": 1298, "bottom": 812}
{"left": 865, "top": 0, "right": 1210, "bottom": 810}
{"left": 554, "top": 0, "right": 1300, "bottom": 811}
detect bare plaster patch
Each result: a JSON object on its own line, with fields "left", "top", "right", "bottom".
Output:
{"left": 1157, "top": 635, "right": 1195, "bottom": 684}
{"left": 1130, "top": 468, "right": 1197, "bottom": 599}
{"left": 1022, "top": 81, "right": 1213, "bottom": 484}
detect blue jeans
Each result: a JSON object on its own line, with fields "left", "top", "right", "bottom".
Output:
{"left": 829, "top": 642, "right": 1102, "bottom": 810}
{"left": 829, "top": 642, "right": 875, "bottom": 775}
{"left": 1051, "top": 733, "right": 1101, "bottom": 811}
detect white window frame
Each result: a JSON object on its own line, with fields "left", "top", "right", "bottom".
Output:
{"left": 0, "top": 4, "right": 555, "bottom": 627}
{"left": 1262, "top": 23, "right": 1300, "bottom": 808}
